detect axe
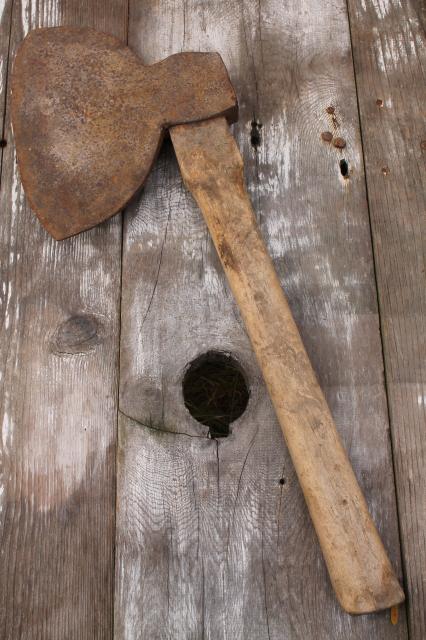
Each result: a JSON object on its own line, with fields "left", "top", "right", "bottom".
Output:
{"left": 11, "top": 27, "right": 404, "bottom": 614}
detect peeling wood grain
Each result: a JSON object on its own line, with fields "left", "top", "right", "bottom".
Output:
{"left": 347, "top": 0, "right": 426, "bottom": 637}
{"left": 116, "top": 0, "right": 407, "bottom": 637}
{"left": 0, "top": 1, "right": 127, "bottom": 637}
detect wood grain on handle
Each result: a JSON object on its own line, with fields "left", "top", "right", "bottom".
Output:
{"left": 170, "top": 116, "right": 404, "bottom": 614}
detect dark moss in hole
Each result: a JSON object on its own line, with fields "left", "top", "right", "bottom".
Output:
{"left": 340, "top": 159, "right": 349, "bottom": 177}
{"left": 182, "top": 351, "right": 249, "bottom": 438}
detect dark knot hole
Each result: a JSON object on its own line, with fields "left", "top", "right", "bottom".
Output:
{"left": 182, "top": 351, "right": 250, "bottom": 438}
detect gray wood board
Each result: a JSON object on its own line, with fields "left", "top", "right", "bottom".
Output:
{"left": 115, "top": 1, "right": 407, "bottom": 638}
{"left": 0, "top": 0, "right": 13, "bottom": 180}
{"left": 0, "top": 1, "right": 127, "bottom": 638}
{"left": 347, "top": 0, "right": 426, "bottom": 637}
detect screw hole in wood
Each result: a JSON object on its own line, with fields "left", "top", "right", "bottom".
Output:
{"left": 340, "top": 159, "right": 349, "bottom": 178}
{"left": 250, "top": 120, "right": 262, "bottom": 149}
{"left": 182, "top": 351, "right": 249, "bottom": 438}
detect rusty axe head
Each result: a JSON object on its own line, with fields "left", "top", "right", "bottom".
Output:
{"left": 11, "top": 27, "right": 238, "bottom": 239}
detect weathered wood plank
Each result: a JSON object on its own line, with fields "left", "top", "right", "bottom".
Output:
{"left": 115, "top": 0, "right": 407, "bottom": 637}
{"left": 0, "top": 2, "right": 127, "bottom": 638}
{"left": 346, "top": 0, "right": 426, "bottom": 637}
{"left": 0, "top": 0, "right": 13, "bottom": 173}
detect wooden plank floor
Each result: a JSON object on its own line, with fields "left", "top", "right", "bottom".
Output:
{"left": 347, "top": 1, "right": 426, "bottom": 637}
{"left": 0, "top": 1, "right": 424, "bottom": 638}
{"left": 0, "top": 2, "right": 127, "bottom": 638}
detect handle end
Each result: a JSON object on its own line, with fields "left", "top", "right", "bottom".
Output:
{"left": 334, "top": 568, "right": 405, "bottom": 615}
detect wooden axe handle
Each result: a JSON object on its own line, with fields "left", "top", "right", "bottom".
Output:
{"left": 170, "top": 116, "right": 404, "bottom": 614}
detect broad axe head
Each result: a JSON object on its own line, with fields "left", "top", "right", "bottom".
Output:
{"left": 11, "top": 27, "right": 238, "bottom": 239}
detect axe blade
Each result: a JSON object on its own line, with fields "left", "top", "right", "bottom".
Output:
{"left": 11, "top": 27, "right": 238, "bottom": 239}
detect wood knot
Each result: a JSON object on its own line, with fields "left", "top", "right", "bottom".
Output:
{"left": 52, "top": 313, "right": 103, "bottom": 355}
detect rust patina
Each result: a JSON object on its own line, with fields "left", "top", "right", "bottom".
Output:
{"left": 11, "top": 27, "right": 238, "bottom": 239}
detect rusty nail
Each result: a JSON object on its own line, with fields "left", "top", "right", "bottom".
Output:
{"left": 381, "top": 166, "right": 390, "bottom": 175}
{"left": 376, "top": 99, "right": 383, "bottom": 107}
{"left": 326, "top": 106, "right": 335, "bottom": 114}
{"left": 333, "top": 137, "right": 346, "bottom": 149}
{"left": 321, "top": 131, "right": 333, "bottom": 142}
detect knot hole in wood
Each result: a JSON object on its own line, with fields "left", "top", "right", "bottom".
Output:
{"left": 182, "top": 350, "right": 250, "bottom": 438}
